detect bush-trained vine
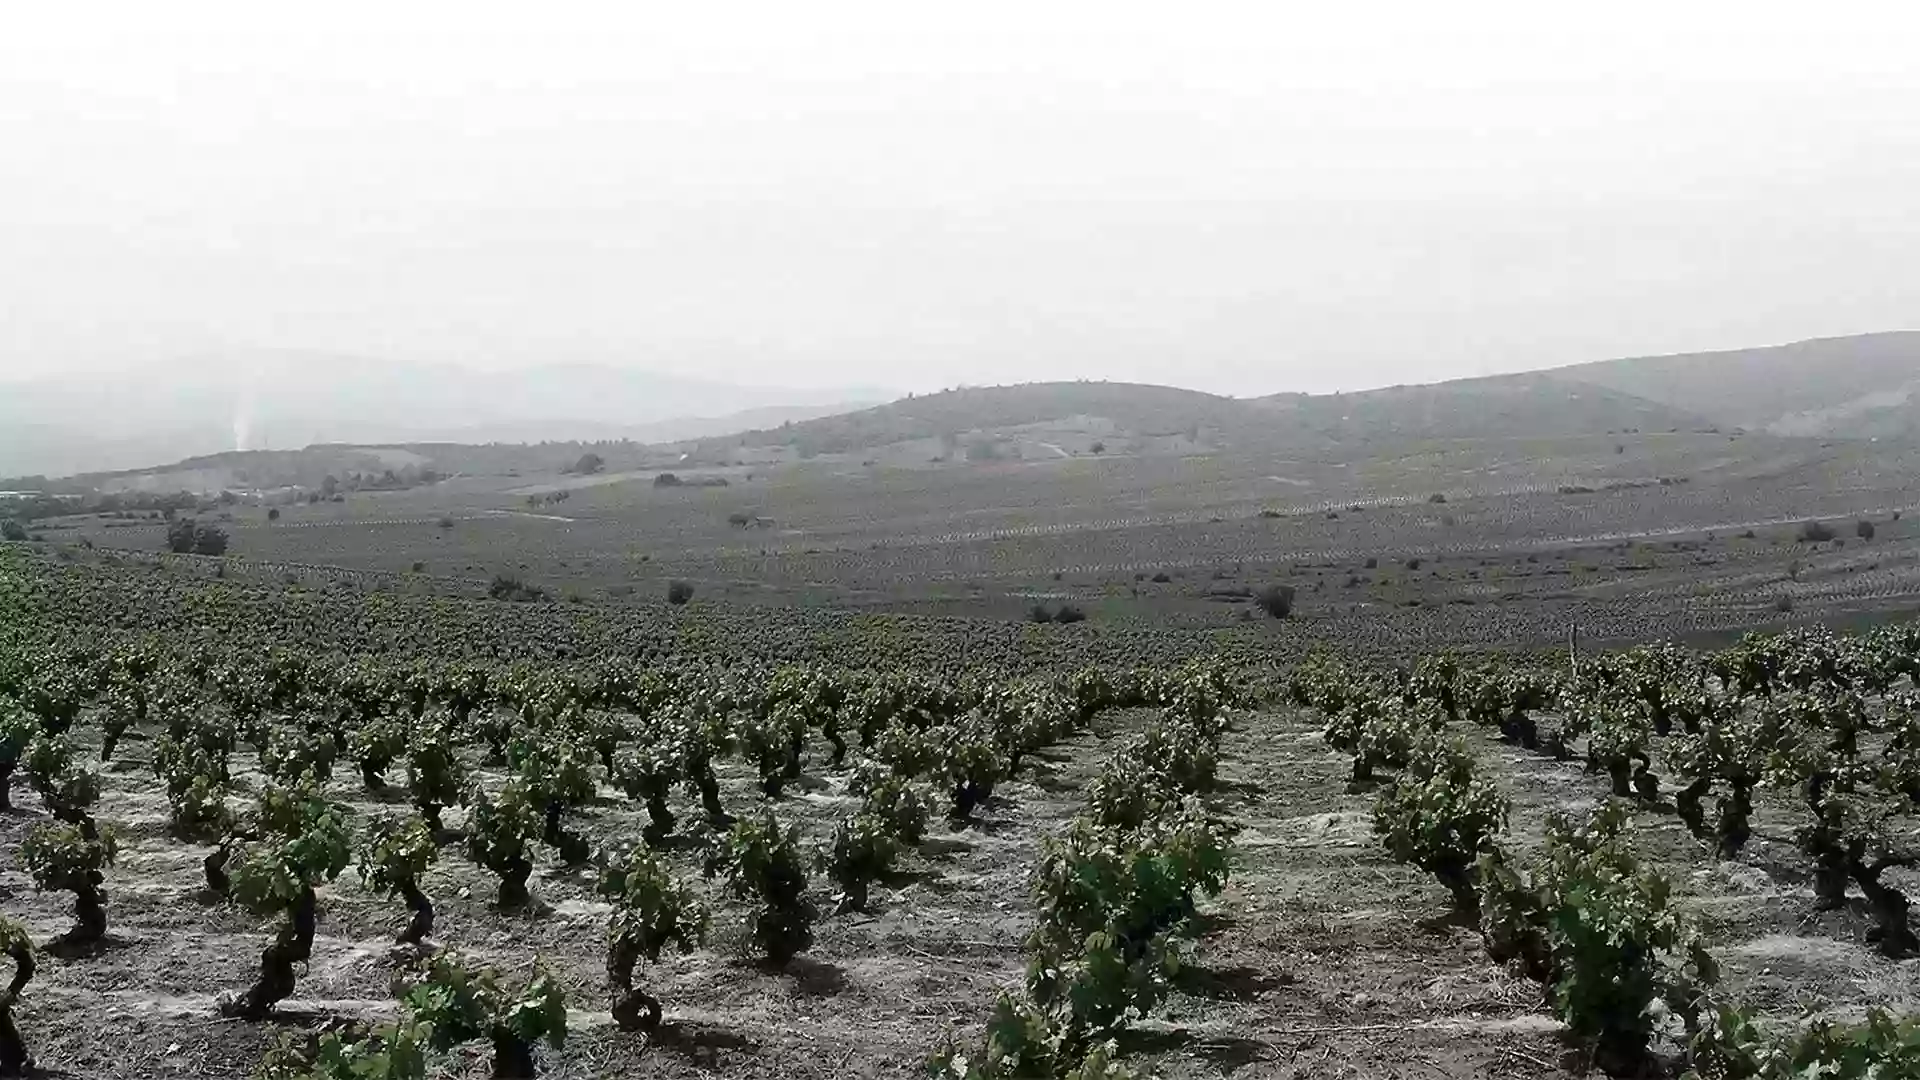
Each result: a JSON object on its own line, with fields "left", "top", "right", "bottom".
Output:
{"left": 705, "top": 810, "right": 816, "bottom": 966}
{"left": 397, "top": 952, "right": 567, "bottom": 1079}
{"left": 595, "top": 843, "right": 708, "bottom": 1032}
{"left": 359, "top": 813, "right": 439, "bottom": 945}
{"left": 1372, "top": 733, "right": 1507, "bottom": 917}
{"left": 219, "top": 784, "right": 352, "bottom": 1019}
{"left": 466, "top": 780, "right": 544, "bottom": 909}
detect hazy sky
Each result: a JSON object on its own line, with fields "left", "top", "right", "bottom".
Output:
{"left": 3, "top": 1, "right": 1916, "bottom": 397}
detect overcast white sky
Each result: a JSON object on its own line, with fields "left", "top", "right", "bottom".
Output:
{"left": 2, "top": 1, "right": 1916, "bottom": 396}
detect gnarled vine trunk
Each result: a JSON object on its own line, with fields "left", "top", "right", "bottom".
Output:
{"left": 607, "top": 936, "right": 663, "bottom": 1032}
{"left": 68, "top": 872, "right": 107, "bottom": 944}
{"left": 222, "top": 887, "right": 316, "bottom": 1019}
{"left": 1804, "top": 774, "right": 1850, "bottom": 910}
{"left": 542, "top": 803, "right": 591, "bottom": 866}
{"left": 397, "top": 879, "right": 434, "bottom": 945}
{"left": 693, "top": 763, "right": 728, "bottom": 825}
{"left": 1676, "top": 778, "right": 1713, "bottom": 840}
{"left": 1849, "top": 847, "right": 1919, "bottom": 959}
{"left": 490, "top": 1032, "right": 537, "bottom": 1079}
{"left": 0, "top": 942, "right": 34, "bottom": 1075}
{"left": 495, "top": 855, "right": 532, "bottom": 909}
{"left": 642, "top": 793, "right": 676, "bottom": 847}
{"left": 1716, "top": 782, "right": 1754, "bottom": 859}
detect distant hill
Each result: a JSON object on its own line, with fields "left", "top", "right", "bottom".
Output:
{"left": 1552, "top": 331, "right": 1920, "bottom": 437}
{"left": 703, "top": 383, "right": 1257, "bottom": 458}
{"left": 1253, "top": 372, "right": 1714, "bottom": 443}
{"left": 689, "top": 373, "right": 1713, "bottom": 461}
{"left": 0, "top": 349, "right": 889, "bottom": 477}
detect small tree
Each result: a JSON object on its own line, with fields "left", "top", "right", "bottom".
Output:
{"left": 1254, "top": 584, "right": 1296, "bottom": 619}
{"left": 571, "top": 452, "right": 606, "bottom": 475}
{"left": 596, "top": 844, "right": 708, "bottom": 1031}
{"left": 399, "top": 953, "right": 566, "bottom": 1079}
{"left": 220, "top": 786, "right": 352, "bottom": 1018}
{"left": 0, "top": 520, "right": 25, "bottom": 543}
{"left": 666, "top": 580, "right": 694, "bottom": 605}
{"left": 359, "top": 814, "right": 439, "bottom": 945}
{"left": 1857, "top": 519, "right": 1878, "bottom": 541}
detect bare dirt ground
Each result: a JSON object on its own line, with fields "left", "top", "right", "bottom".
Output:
{"left": 2, "top": 705, "right": 1913, "bottom": 1079}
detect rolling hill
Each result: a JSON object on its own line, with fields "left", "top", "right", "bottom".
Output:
{"left": 689, "top": 373, "right": 1716, "bottom": 461}
{"left": 1551, "top": 331, "right": 1920, "bottom": 437}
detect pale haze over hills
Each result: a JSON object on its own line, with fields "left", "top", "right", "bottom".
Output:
{"left": 3, "top": 5, "right": 1919, "bottom": 401}
{"left": 7, "top": 329, "right": 1916, "bottom": 481}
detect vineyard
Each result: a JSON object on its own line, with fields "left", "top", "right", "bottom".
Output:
{"left": 2, "top": 548, "right": 1920, "bottom": 1077}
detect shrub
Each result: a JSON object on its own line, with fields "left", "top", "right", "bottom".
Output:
{"left": 1477, "top": 800, "right": 1703, "bottom": 1075}
{"left": 1253, "top": 584, "right": 1295, "bottom": 619}
{"left": 0, "top": 520, "right": 24, "bottom": 542}
{"left": 256, "top": 1020, "right": 430, "bottom": 1080}
{"left": 1150, "top": 571, "right": 1172, "bottom": 584}
{"left": 653, "top": 472, "right": 682, "bottom": 488}
{"left": 666, "top": 581, "right": 695, "bottom": 605}
{"left": 165, "top": 517, "right": 229, "bottom": 555}
{"left": 1857, "top": 519, "right": 1877, "bottom": 541}
{"left": 266, "top": 507, "right": 280, "bottom": 522}
{"left": 488, "top": 575, "right": 547, "bottom": 602}
{"left": 570, "top": 452, "right": 605, "bottom": 475}
{"left": 1428, "top": 493, "right": 1448, "bottom": 503}
{"left": 1028, "top": 603, "right": 1055, "bottom": 624}
{"left": 1053, "top": 604, "right": 1088, "bottom": 624}
{"left": 405, "top": 722, "right": 467, "bottom": 836}
{"left": 1797, "top": 520, "right": 1836, "bottom": 543}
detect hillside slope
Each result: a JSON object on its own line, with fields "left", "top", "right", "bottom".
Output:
{"left": 1255, "top": 372, "right": 1714, "bottom": 444}
{"left": 1553, "top": 331, "right": 1920, "bottom": 436}
{"left": 693, "top": 373, "right": 1711, "bottom": 460}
